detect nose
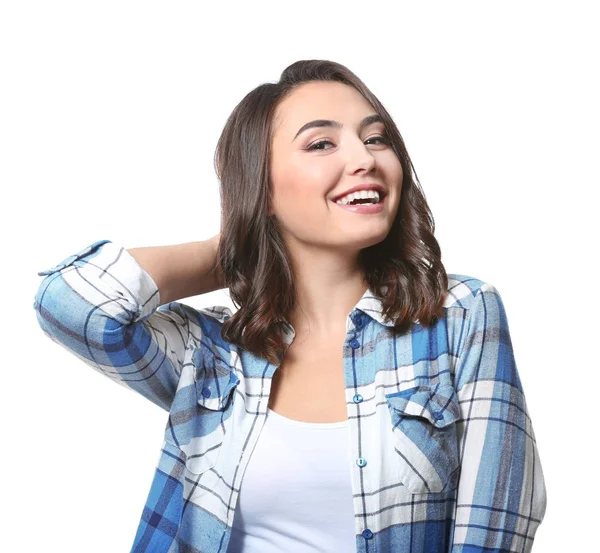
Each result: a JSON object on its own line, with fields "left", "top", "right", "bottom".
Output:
{"left": 345, "top": 137, "right": 376, "bottom": 175}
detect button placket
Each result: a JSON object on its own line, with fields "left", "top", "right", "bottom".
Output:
{"left": 347, "top": 315, "right": 374, "bottom": 542}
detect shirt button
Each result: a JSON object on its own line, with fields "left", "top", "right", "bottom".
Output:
{"left": 362, "top": 529, "right": 373, "bottom": 539}
{"left": 356, "top": 457, "right": 367, "bottom": 467}
{"left": 433, "top": 411, "right": 444, "bottom": 420}
{"left": 201, "top": 387, "right": 212, "bottom": 398}
{"left": 350, "top": 338, "right": 360, "bottom": 349}
{"left": 353, "top": 394, "right": 363, "bottom": 403}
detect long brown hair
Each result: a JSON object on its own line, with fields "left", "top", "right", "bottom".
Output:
{"left": 214, "top": 59, "right": 448, "bottom": 365}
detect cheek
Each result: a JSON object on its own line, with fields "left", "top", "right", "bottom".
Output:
{"left": 382, "top": 153, "right": 403, "bottom": 181}
{"left": 275, "top": 162, "right": 334, "bottom": 206}
{"left": 396, "top": 161, "right": 404, "bottom": 183}
{"left": 291, "top": 160, "right": 332, "bottom": 190}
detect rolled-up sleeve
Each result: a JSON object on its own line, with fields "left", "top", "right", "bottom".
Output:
{"left": 33, "top": 239, "right": 199, "bottom": 412}
{"left": 449, "top": 284, "right": 547, "bottom": 552}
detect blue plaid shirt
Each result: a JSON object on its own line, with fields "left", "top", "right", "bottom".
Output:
{"left": 33, "top": 239, "right": 547, "bottom": 552}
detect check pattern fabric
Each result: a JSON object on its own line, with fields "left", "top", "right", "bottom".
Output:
{"left": 33, "top": 239, "right": 547, "bottom": 552}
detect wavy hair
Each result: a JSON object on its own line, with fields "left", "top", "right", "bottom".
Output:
{"left": 214, "top": 59, "right": 448, "bottom": 365}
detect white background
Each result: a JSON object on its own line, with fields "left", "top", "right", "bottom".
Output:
{"left": 2, "top": 1, "right": 597, "bottom": 551}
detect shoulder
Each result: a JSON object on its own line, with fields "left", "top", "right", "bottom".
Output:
{"left": 155, "top": 302, "right": 232, "bottom": 327}
{"left": 152, "top": 301, "right": 234, "bottom": 358}
{"left": 162, "top": 302, "right": 232, "bottom": 338}
{"left": 444, "top": 273, "right": 502, "bottom": 312}
{"left": 170, "top": 303, "right": 236, "bottom": 365}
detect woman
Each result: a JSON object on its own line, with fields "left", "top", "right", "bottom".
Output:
{"left": 34, "top": 59, "right": 547, "bottom": 553}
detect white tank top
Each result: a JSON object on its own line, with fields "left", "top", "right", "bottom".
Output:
{"left": 226, "top": 408, "right": 357, "bottom": 553}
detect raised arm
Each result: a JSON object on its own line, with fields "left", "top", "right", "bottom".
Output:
{"left": 126, "top": 233, "right": 223, "bottom": 306}
{"left": 33, "top": 237, "right": 228, "bottom": 412}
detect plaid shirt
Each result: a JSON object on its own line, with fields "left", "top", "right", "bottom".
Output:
{"left": 33, "top": 239, "right": 547, "bottom": 553}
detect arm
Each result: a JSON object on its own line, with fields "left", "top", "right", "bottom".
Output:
{"left": 127, "top": 233, "right": 224, "bottom": 306}
{"left": 33, "top": 238, "right": 228, "bottom": 412}
{"left": 449, "top": 284, "right": 547, "bottom": 552}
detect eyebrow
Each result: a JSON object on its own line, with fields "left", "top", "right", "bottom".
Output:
{"left": 292, "top": 114, "right": 383, "bottom": 142}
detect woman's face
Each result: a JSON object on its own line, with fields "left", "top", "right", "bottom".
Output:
{"left": 269, "top": 80, "right": 403, "bottom": 254}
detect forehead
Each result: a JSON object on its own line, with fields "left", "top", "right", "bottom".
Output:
{"left": 272, "top": 81, "right": 376, "bottom": 140}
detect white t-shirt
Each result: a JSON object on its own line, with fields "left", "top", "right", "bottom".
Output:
{"left": 226, "top": 407, "right": 357, "bottom": 552}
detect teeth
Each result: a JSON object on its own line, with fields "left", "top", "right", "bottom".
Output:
{"left": 335, "top": 190, "right": 381, "bottom": 205}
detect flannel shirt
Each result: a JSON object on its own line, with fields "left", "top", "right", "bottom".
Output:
{"left": 33, "top": 239, "right": 547, "bottom": 552}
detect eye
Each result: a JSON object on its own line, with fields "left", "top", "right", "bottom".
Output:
{"left": 365, "top": 135, "right": 391, "bottom": 146}
{"left": 306, "top": 140, "right": 334, "bottom": 151}
{"left": 306, "top": 135, "right": 391, "bottom": 151}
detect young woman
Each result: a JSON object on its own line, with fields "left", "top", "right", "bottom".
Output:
{"left": 34, "top": 59, "right": 547, "bottom": 553}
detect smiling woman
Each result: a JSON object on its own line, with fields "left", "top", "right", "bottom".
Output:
{"left": 217, "top": 64, "right": 444, "bottom": 366}
{"left": 34, "top": 59, "right": 547, "bottom": 553}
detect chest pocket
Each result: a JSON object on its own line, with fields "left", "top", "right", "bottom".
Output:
{"left": 385, "top": 382, "right": 461, "bottom": 494}
{"left": 164, "top": 346, "right": 240, "bottom": 475}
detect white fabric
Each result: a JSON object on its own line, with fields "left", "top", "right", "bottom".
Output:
{"left": 226, "top": 408, "right": 356, "bottom": 553}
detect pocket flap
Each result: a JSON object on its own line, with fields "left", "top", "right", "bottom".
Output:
{"left": 192, "top": 347, "right": 240, "bottom": 411}
{"left": 385, "top": 383, "right": 461, "bottom": 428}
